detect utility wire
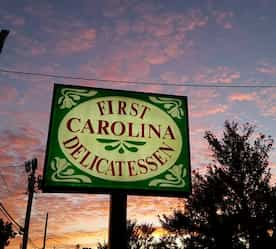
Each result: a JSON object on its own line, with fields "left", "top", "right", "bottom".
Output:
{"left": 1, "top": 68, "right": 276, "bottom": 88}
{"left": 0, "top": 205, "right": 11, "bottom": 220}
{"left": 0, "top": 208, "right": 23, "bottom": 234}
{"left": 0, "top": 163, "right": 25, "bottom": 168}
{"left": 0, "top": 202, "right": 24, "bottom": 231}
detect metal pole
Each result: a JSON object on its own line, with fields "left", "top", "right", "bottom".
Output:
{"left": 22, "top": 159, "right": 37, "bottom": 249}
{"left": 108, "top": 193, "right": 127, "bottom": 249}
{"left": 42, "top": 213, "right": 48, "bottom": 249}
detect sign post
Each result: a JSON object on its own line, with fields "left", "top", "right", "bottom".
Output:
{"left": 42, "top": 84, "right": 191, "bottom": 248}
{"left": 108, "top": 193, "right": 127, "bottom": 249}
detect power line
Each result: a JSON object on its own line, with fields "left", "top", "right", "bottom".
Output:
{"left": 1, "top": 68, "right": 276, "bottom": 88}
{"left": 0, "top": 205, "right": 11, "bottom": 220}
{"left": 0, "top": 163, "right": 25, "bottom": 168}
{"left": 0, "top": 202, "right": 24, "bottom": 231}
{"left": 0, "top": 202, "right": 23, "bottom": 230}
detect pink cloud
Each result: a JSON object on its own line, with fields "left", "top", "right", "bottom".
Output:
{"left": 254, "top": 89, "right": 276, "bottom": 118}
{"left": 0, "top": 85, "right": 18, "bottom": 103}
{"left": 99, "top": 6, "right": 208, "bottom": 68}
{"left": 212, "top": 10, "right": 234, "bottom": 29}
{"left": 78, "top": 39, "right": 152, "bottom": 85}
{"left": 228, "top": 92, "right": 257, "bottom": 102}
{"left": 14, "top": 32, "right": 48, "bottom": 56}
{"left": 186, "top": 88, "right": 222, "bottom": 118}
{"left": 14, "top": 26, "right": 97, "bottom": 56}
{"left": 30, "top": 46, "right": 47, "bottom": 56}
{"left": 256, "top": 62, "right": 276, "bottom": 76}
{"left": 190, "top": 137, "right": 212, "bottom": 168}
{"left": 132, "top": 9, "right": 208, "bottom": 35}
{"left": 74, "top": 7, "right": 210, "bottom": 85}
{"left": 160, "top": 66, "right": 240, "bottom": 86}
{"left": 0, "top": 12, "right": 25, "bottom": 27}
{"left": 0, "top": 127, "right": 44, "bottom": 166}
{"left": 132, "top": 10, "right": 207, "bottom": 65}
{"left": 160, "top": 72, "right": 189, "bottom": 84}
{"left": 192, "top": 66, "right": 240, "bottom": 83}
{"left": 55, "top": 28, "right": 97, "bottom": 55}
{"left": 192, "top": 105, "right": 228, "bottom": 118}
{"left": 0, "top": 155, "right": 15, "bottom": 165}
{"left": 115, "top": 20, "right": 130, "bottom": 36}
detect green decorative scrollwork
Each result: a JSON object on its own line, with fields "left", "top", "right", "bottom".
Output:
{"left": 58, "top": 88, "right": 97, "bottom": 109}
{"left": 96, "top": 138, "right": 146, "bottom": 154}
{"left": 149, "top": 164, "right": 186, "bottom": 188}
{"left": 149, "top": 96, "right": 184, "bottom": 119}
{"left": 51, "top": 157, "right": 92, "bottom": 183}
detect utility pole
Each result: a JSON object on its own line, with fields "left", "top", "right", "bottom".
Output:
{"left": 22, "top": 158, "right": 38, "bottom": 249}
{"left": 42, "top": 213, "right": 48, "bottom": 249}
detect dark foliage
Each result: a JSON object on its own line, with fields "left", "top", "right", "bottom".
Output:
{"left": 160, "top": 121, "right": 276, "bottom": 249}
{"left": 127, "top": 220, "right": 155, "bottom": 249}
{"left": 0, "top": 219, "right": 16, "bottom": 249}
{"left": 96, "top": 242, "right": 108, "bottom": 249}
{"left": 97, "top": 219, "right": 179, "bottom": 249}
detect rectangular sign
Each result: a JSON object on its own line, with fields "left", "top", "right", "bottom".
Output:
{"left": 43, "top": 84, "right": 191, "bottom": 196}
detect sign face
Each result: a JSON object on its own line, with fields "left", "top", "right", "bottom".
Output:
{"left": 43, "top": 84, "right": 191, "bottom": 196}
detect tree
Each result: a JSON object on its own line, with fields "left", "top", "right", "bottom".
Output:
{"left": 127, "top": 220, "right": 155, "bottom": 249}
{"left": 151, "top": 235, "right": 179, "bottom": 249}
{"left": 97, "top": 219, "right": 179, "bottom": 249}
{"left": 126, "top": 220, "right": 180, "bottom": 249}
{"left": 96, "top": 242, "right": 108, "bottom": 249}
{"left": 0, "top": 219, "right": 16, "bottom": 249}
{"left": 160, "top": 121, "right": 276, "bottom": 249}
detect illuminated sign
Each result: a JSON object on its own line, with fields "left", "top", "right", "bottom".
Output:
{"left": 43, "top": 84, "right": 191, "bottom": 196}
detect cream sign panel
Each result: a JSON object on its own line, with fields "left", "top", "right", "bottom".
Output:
{"left": 43, "top": 84, "right": 191, "bottom": 196}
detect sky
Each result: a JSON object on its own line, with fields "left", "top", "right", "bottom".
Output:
{"left": 0, "top": 0, "right": 276, "bottom": 248}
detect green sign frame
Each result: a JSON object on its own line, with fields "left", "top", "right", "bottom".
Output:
{"left": 42, "top": 84, "right": 191, "bottom": 197}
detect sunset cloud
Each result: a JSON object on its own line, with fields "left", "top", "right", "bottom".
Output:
{"left": 0, "top": 85, "right": 18, "bottom": 103}
{"left": 192, "top": 105, "right": 228, "bottom": 118}
{"left": 228, "top": 92, "right": 257, "bottom": 102}
{"left": 55, "top": 28, "right": 97, "bottom": 55}
{"left": 254, "top": 89, "right": 276, "bottom": 118}
{"left": 192, "top": 66, "right": 240, "bottom": 83}
{"left": 1, "top": 2, "right": 276, "bottom": 249}
{"left": 212, "top": 10, "right": 234, "bottom": 29}
{"left": 11, "top": 21, "right": 97, "bottom": 57}
{"left": 100, "top": 5, "right": 209, "bottom": 68}
{"left": 256, "top": 62, "right": 276, "bottom": 76}
{"left": 0, "top": 127, "right": 44, "bottom": 166}
{"left": 0, "top": 12, "right": 25, "bottom": 27}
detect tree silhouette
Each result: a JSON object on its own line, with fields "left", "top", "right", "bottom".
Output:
{"left": 127, "top": 220, "right": 156, "bottom": 249}
{"left": 0, "top": 219, "right": 16, "bottom": 249}
{"left": 96, "top": 242, "right": 108, "bottom": 249}
{"left": 160, "top": 121, "right": 276, "bottom": 249}
{"left": 97, "top": 219, "right": 178, "bottom": 249}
